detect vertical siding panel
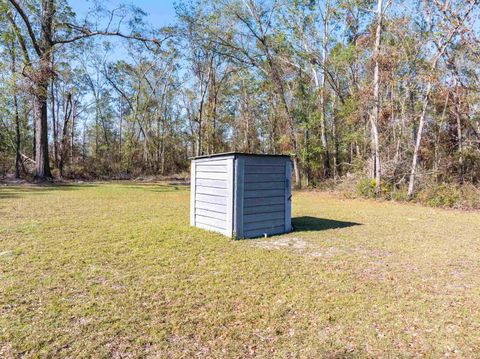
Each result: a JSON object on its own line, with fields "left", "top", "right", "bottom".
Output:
{"left": 190, "top": 160, "right": 196, "bottom": 226}
{"left": 285, "top": 160, "right": 292, "bottom": 232}
{"left": 225, "top": 158, "right": 234, "bottom": 237}
{"left": 234, "top": 158, "right": 245, "bottom": 239}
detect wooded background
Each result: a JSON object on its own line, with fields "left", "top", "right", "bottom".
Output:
{"left": 1, "top": 0, "right": 479, "bottom": 202}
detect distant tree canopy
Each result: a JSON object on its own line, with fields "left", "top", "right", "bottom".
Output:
{"left": 0, "top": 0, "right": 479, "bottom": 198}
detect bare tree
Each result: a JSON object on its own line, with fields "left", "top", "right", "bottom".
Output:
{"left": 370, "top": 0, "right": 387, "bottom": 197}
{"left": 5, "top": 0, "right": 169, "bottom": 180}
{"left": 407, "top": 0, "right": 478, "bottom": 198}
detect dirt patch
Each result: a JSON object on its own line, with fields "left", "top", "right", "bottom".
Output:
{"left": 252, "top": 237, "right": 309, "bottom": 251}
{"left": 251, "top": 237, "right": 341, "bottom": 258}
{"left": 251, "top": 237, "right": 395, "bottom": 265}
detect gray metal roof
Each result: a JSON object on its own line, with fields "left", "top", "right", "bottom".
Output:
{"left": 191, "top": 152, "right": 291, "bottom": 160}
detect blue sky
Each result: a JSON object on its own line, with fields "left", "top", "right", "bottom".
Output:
{"left": 71, "top": 0, "right": 178, "bottom": 28}
{"left": 67, "top": 0, "right": 179, "bottom": 65}
{"left": 64, "top": 1, "right": 181, "bottom": 121}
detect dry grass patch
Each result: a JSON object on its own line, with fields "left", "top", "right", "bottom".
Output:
{"left": 1, "top": 183, "right": 480, "bottom": 357}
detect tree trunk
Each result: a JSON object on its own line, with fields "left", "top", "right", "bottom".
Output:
{"left": 9, "top": 38, "right": 22, "bottom": 178}
{"left": 407, "top": 84, "right": 432, "bottom": 198}
{"left": 59, "top": 93, "right": 72, "bottom": 177}
{"left": 212, "top": 87, "right": 218, "bottom": 154}
{"left": 370, "top": 0, "right": 383, "bottom": 197}
{"left": 304, "top": 123, "right": 310, "bottom": 187}
{"left": 267, "top": 58, "right": 301, "bottom": 187}
{"left": 434, "top": 91, "right": 450, "bottom": 181}
{"left": 71, "top": 101, "right": 76, "bottom": 162}
{"left": 453, "top": 81, "right": 464, "bottom": 183}
{"left": 34, "top": 82, "right": 52, "bottom": 181}
{"left": 94, "top": 92, "right": 100, "bottom": 158}
{"left": 50, "top": 68, "right": 58, "bottom": 167}
{"left": 14, "top": 94, "right": 21, "bottom": 179}
{"left": 292, "top": 156, "right": 301, "bottom": 188}
{"left": 196, "top": 118, "right": 202, "bottom": 157}
{"left": 160, "top": 119, "right": 166, "bottom": 176}
{"left": 82, "top": 123, "right": 87, "bottom": 160}
{"left": 119, "top": 96, "right": 123, "bottom": 163}
{"left": 332, "top": 93, "right": 339, "bottom": 181}
{"left": 320, "top": 1, "right": 331, "bottom": 178}
{"left": 33, "top": 0, "right": 54, "bottom": 181}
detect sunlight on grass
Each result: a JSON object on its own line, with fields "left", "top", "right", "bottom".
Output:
{"left": 1, "top": 183, "right": 480, "bottom": 357}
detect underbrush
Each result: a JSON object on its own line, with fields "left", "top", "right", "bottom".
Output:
{"left": 417, "top": 182, "right": 480, "bottom": 209}
{"left": 330, "top": 174, "right": 480, "bottom": 210}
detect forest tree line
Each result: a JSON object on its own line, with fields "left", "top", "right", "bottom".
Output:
{"left": 0, "top": 0, "right": 479, "bottom": 201}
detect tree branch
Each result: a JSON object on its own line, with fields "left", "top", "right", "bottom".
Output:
{"left": 53, "top": 23, "right": 171, "bottom": 47}
{"left": 5, "top": 10, "right": 31, "bottom": 65}
{"left": 7, "top": 0, "right": 42, "bottom": 56}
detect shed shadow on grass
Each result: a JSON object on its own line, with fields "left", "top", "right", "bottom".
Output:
{"left": 292, "top": 216, "right": 361, "bottom": 232}
{"left": 0, "top": 184, "right": 97, "bottom": 199}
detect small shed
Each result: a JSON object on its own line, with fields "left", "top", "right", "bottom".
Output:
{"left": 190, "top": 152, "right": 292, "bottom": 239}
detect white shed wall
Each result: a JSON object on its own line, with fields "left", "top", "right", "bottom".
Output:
{"left": 190, "top": 156, "right": 234, "bottom": 236}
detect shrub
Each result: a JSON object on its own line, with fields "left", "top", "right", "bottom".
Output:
{"left": 356, "top": 178, "right": 377, "bottom": 198}
{"left": 459, "top": 184, "right": 480, "bottom": 209}
{"left": 355, "top": 177, "right": 393, "bottom": 199}
{"left": 418, "top": 182, "right": 461, "bottom": 208}
{"left": 333, "top": 173, "right": 480, "bottom": 210}
{"left": 390, "top": 186, "right": 409, "bottom": 201}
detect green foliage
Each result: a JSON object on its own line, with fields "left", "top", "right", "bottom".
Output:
{"left": 356, "top": 177, "right": 377, "bottom": 198}
{"left": 460, "top": 184, "right": 480, "bottom": 209}
{"left": 390, "top": 186, "right": 409, "bottom": 202}
{"left": 418, "top": 182, "right": 461, "bottom": 208}
{"left": 330, "top": 43, "right": 356, "bottom": 65}
{"left": 340, "top": 177, "right": 480, "bottom": 210}
{"left": 356, "top": 178, "right": 392, "bottom": 199}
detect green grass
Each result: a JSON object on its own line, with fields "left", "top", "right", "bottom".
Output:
{"left": 1, "top": 183, "right": 480, "bottom": 357}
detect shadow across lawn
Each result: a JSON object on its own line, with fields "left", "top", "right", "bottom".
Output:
{"left": 146, "top": 187, "right": 187, "bottom": 193}
{"left": 0, "top": 184, "right": 97, "bottom": 199}
{"left": 118, "top": 184, "right": 188, "bottom": 193}
{"left": 292, "top": 216, "right": 361, "bottom": 232}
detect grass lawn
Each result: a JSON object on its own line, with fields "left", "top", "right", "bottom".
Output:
{"left": 1, "top": 182, "right": 480, "bottom": 357}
